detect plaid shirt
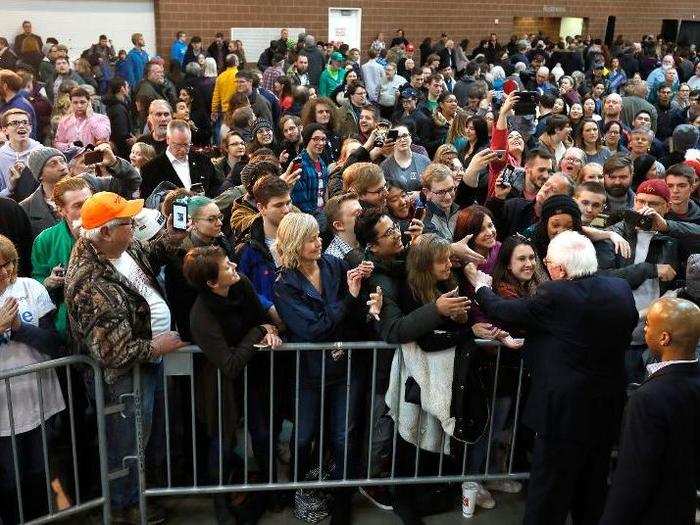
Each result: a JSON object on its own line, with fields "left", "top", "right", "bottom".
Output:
{"left": 261, "top": 63, "right": 285, "bottom": 92}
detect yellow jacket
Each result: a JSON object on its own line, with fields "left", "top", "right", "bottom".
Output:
{"left": 211, "top": 66, "right": 238, "bottom": 114}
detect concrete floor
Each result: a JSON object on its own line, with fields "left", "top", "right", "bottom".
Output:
{"left": 162, "top": 490, "right": 526, "bottom": 524}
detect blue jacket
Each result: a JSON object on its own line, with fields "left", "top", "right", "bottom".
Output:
{"left": 170, "top": 40, "right": 187, "bottom": 65}
{"left": 237, "top": 217, "right": 277, "bottom": 311}
{"left": 292, "top": 149, "right": 328, "bottom": 215}
{"left": 124, "top": 47, "right": 149, "bottom": 89}
{"left": 273, "top": 254, "right": 356, "bottom": 385}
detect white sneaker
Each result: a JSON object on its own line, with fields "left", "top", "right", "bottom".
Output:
{"left": 486, "top": 479, "right": 522, "bottom": 494}
{"left": 475, "top": 483, "right": 496, "bottom": 509}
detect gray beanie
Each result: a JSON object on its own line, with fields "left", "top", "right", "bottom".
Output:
{"left": 27, "top": 147, "right": 66, "bottom": 179}
{"left": 673, "top": 124, "right": 700, "bottom": 154}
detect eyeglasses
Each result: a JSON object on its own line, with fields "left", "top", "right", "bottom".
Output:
{"left": 310, "top": 136, "right": 327, "bottom": 143}
{"left": 430, "top": 186, "right": 456, "bottom": 196}
{"left": 7, "top": 120, "right": 30, "bottom": 127}
{"left": 114, "top": 218, "right": 136, "bottom": 228}
{"left": 195, "top": 214, "right": 224, "bottom": 223}
{"left": 563, "top": 157, "right": 584, "bottom": 164}
{"left": 377, "top": 223, "right": 400, "bottom": 240}
{"left": 170, "top": 142, "right": 191, "bottom": 149}
{"left": 365, "top": 184, "right": 388, "bottom": 195}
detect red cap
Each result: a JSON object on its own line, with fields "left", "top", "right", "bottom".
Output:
{"left": 636, "top": 179, "right": 670, "bottom": 203}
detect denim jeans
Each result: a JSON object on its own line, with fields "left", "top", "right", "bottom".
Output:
{"left": 295, "top": 371, "right": 361, "bottom": 481}
{"left": 102, "top": 362, "right": 164, "bottom": 510}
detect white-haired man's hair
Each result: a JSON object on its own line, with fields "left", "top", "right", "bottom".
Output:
{"left": 605, "top": 93, "right": 622, "bottom": 103}
{"left": 166, "top": 119, "right": 192, "bottom": 138}
{"left": 81, "top": 218, "right": 124, "bottom": 242}
{"left": 546, "top": 230, "right": 598, "bottom": 279}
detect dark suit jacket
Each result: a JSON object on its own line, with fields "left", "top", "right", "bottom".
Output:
{"left": 600, "top": 361, "right": 700, "bottom": 525}
{"left": 475, "top": 275, "right": 638, "bottom": 443}
{"left": 139, "top": 151, "right": 218, "bottom": 200}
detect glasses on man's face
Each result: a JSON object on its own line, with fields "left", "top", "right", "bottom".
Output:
{"left": 7, "top": 120, "right": 30, "bottom": 128}
{"left": 431, "top": 185, "right": 456, "bottom": 197}
{"left": 377, "top": 223, "right": 400, "bottom": 240}
{"left": 195, "top": 214, "right": 224, "bottom": 224}
{"left": 365, "top": 184, "right": 388, "bottom": 195}
{"left": 170, "top": 142, "right": 191, "bottom": 149}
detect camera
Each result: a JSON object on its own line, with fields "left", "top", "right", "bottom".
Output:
{"left": 513, "top": 91, "right": 540, "bottom": 115}
{"left": 621, "top": 209, "right": 654, "bottom": 230}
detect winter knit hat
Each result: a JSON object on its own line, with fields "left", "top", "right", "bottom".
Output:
{"left": 27, "top": 147, "right": 66, "bottom": 179}
{"left": 540, "top": 194, "right": 582, "bottom": 225}
{"left": 252, "top": 118, "right": 273, "bottom": 137}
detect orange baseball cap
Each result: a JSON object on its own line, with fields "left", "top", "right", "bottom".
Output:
{"left": 81, "top": 191, "right": 144, "bottom": 229}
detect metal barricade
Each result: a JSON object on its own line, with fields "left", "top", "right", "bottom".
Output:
{"left": 0, "top": 355, "right": 111, "bottom": 524}
{"left": 130, "top": 341, "right": 529, "bottom": 523}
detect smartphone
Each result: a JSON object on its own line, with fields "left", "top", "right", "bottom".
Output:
{"left": 172, "top": 200, "right": 188, "bottom": 230}
{"left": 84, "top": 150, "right": 104, "bottom": 166}
{"left": 386, "top": 129, "right": 399, "bottom": 142}
{"left": 290, "top": 156, "right": 303, "bottom": 173}
{"left": 411, "top": 206, "right": 426, "bottom": 222}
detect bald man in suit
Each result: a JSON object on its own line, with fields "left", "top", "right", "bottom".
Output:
{"left": 600, "top": 297, "right": 700, "bottom": 525}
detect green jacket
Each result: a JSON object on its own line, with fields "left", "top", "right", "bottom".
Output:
{"left": 31, "top": 220, "right": 75, "bottom": 335}
{"left": 318, "top": 66, "right": 345, "bottom": 98}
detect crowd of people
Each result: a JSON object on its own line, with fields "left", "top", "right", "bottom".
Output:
{"left": 0, "top": 19, "right": 699, "bottom": 525}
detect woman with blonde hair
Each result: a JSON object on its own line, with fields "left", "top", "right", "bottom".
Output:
{"left": 272, "top": 212, "right": 378, "bottom": 523}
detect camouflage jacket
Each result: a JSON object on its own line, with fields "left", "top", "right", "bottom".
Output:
{"left": 65, "top": 236, "right": 172, "bottom": 384}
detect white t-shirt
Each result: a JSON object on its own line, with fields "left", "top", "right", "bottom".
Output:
{"left": 109, "top": 252, "right": 171, "bottom": 336}
{"left": 631, "top": 230, "right": 660, "bottom": 345}
{"left": 0, "top": 278, "right": 65, "bottom": 436}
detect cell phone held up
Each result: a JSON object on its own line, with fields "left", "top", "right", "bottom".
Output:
{"left": 513, "top": 91, "right": 540, "bottom": 116}
{"left": 411, "top": 205, "right": 426, "bottom": 222}
{"left": 290, "top": 156, "right": 303, "bottom": 173}
{"left": 172, "top": 198, "right": 189, "bottom": 231}
{"left": 83, "top": 150, "right": 104, "bottom": 166}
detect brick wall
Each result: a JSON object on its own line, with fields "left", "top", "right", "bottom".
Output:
{"left": 153, "top": 0, "right": 698, "bottom": 62}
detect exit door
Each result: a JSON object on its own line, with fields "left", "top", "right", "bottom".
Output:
{"left": 328, "top": 8, "right": 362, "bottom": 50}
